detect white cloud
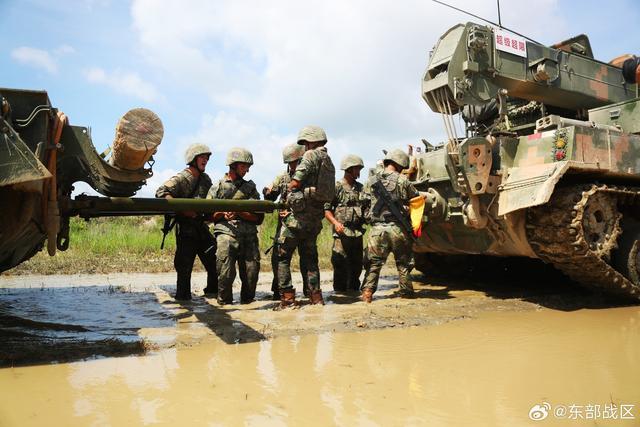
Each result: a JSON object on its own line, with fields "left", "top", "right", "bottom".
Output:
{"left": 54, "top": 44, "right": 76, "bottom": 55}
{"left": 129, "top": 0, "right": 564, "bottom": 188}
{"left": 170, "top": 110, "right": 423, "bottom": 190}
{"left": 173, "top": 111, "right": 292, "bottom": 189}
{"left": 131, "top": 1, "right": 563, "bottom": 133}
{"left": 84, "top": 66, "right": 164, "bottom": 103}
{"left": 11, "top": 46, "right": 58, "bottom": 73}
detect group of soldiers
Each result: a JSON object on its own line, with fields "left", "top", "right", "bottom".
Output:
{"left": 156, "top": 125, "right": 422, "bottom": 308}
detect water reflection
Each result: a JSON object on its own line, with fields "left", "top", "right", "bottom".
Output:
{"left": 257, "top": 340, "right": 279, "bottom": 392}
{"left": 1, "top": 307, "right": 639, "bottom": 426}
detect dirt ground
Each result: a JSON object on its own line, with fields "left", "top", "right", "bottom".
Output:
{"left": 0, "top": 266, "right": 631, "bottom": 367}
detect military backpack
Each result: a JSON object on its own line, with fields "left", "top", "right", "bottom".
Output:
{"left": 311, "top": 152, "right": 336, "bottom": 203}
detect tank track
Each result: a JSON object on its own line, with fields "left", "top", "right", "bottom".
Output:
{"left": 526, "top": 183, "right": 640, "bottom": 300}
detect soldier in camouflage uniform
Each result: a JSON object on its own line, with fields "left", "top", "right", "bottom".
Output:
{"left": 155, "top": 144, "right": 217, "bottom": 301}
{"left": 361, "top": 149, "right": 419, "bottom": 303}
{"left": 277, "top": 125, "right": 335, "bottom": 307}
{"left": 324, "top": 154, "right": 369, "bottom": 294}
{"left": 208, "top": 148, "right": 263, "bottom": 305}
{"left": 263, "top": 143, "right": 309, "bottom": 300}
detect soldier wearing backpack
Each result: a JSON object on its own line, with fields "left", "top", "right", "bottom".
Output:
{"left": 277, "top": 125, "right": 335, "bottom": 307}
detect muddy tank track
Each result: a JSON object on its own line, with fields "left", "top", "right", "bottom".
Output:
{"left": 526, "top": 184, "right": 640, "bottom": 301}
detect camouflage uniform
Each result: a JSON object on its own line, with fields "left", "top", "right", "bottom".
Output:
{"left": 208, "top": 174, "right": 261, "bottom": 304}
{"left": 264, "top": 171, "right": 309, "bottom": 296}
{"left": 362, "top": 169, "right": 419, "bottom": 295}
{"left": 277, "top": 146, "right": 332, "bottom": 294}
{"left": 324, "top": 178, "right": 369, "bottom": 292}
{"left": 156, "top": 169, "right": 216, "bottom": 300}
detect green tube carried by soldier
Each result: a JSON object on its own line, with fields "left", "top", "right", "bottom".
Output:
{"left": 324, "top": 154, "right": 369, "bottom": 294}
{"left": 155, "top": 144, "right": 217, "bottom": 301}
{"left": 276, "top": 125, "right": 336, "bottom": 308}
{"left": 263, "top": 143, "right": 309, "bottom": 301}
{"left": 361, "top": 148, "right": 422, "bottom": 303}
{"left": 208, "top": 147, "right": 263, "bottom": 305}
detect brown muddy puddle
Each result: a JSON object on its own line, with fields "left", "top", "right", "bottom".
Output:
{"left": 1, "top": 306, "right": 639, "bottom": 426}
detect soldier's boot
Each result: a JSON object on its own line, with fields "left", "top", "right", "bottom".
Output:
{"left": 203, "top": 287, "right": 218, "bottom": 298}
{"left": 175, "top": 264, "right": 192, "bottom": 300}
{"left": 175, "top": 292, "right": 192, "bottom": 301}
{"left": 397, "top": 289, "right": 415, "bottom": 299}
{"left": 271, "top": 280, "right": 280, "bottom": 300}
{"left": 175, "top": 280, "right": 192, "bottom": 301}
{"left": 203, "top": 274, "right": 218, "bottom": 297}
{"left": 279, "top": 289, "right": 296, "bottom": 309}
{"left": 310, "top": 289, "right": 324, "bottom": 305}
{"left": 361, "top": 288, "right": 374, "bottom": 303}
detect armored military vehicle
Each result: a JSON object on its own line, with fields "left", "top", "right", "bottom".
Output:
{"left": 412, "top": 22, "right": 640, "bottom": 299}
{"left": 0, "top": 88, "right": 278, "bottom": 272}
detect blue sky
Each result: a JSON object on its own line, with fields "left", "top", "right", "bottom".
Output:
{"left": 1, "top": 0, "right": 638, "bottom": 196}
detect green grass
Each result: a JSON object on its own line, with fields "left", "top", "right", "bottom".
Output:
{"left": 11, "top": 214, "right": 340, "bottom": 275}
{"left": 68, "top": 216, "right": 174, "bottom": 253}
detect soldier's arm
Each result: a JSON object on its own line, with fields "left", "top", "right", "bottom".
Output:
{"left": 289, "top": 151, "right": 314, "bottom": 190}
{"left": 263, "top": 175, "right": 282, "bottom": 200}
{"left": 407, "top": 182, "right": 420, "bottom": 200}
{"left": 155, "top": 175, "right": 181, "bottom": 198}
{"left": 363, "top": 177, "right": 375, "bottom": 224}
{"left": 358, "top": 183, "right": 372, "bottom": 219}
{"left": 324, "top": 182, "right": 344, "bottom": 233}
{"left": 324, "top": 210, "right": 345, "bottom": 234}
{"left": 401, "top": 180, "right": 422, "bottom": 211}
{"left": 398, "top": 176, "right": 420, "bottom": 203}
{"left": 156, "top": 175, "right": 198, "bottom": 217}
{"left": 361, "top": 184, "right": 372, "bottom": 207}
{"left": 323, "top": 182, "right": 340, "bottom": 211}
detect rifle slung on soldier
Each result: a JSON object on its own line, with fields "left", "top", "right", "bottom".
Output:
{"left": 371, "top": 180, "right": 416, "bottom": 243}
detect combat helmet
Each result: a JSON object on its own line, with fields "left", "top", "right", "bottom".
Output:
{"left": 185, "top": 143, "right": 212, "bottom": 165}
{"left": 297, "top": 125, "right": 327, "bottom": 145}
{"left": 383, "top": 149, "right": 410, "bottom": 170}
{"left": 282, "top": 143, "right": 305, "bottom": 164}
{"left": 226, "top": 147, "right": 254, "bottom": 166}
{"left": 340, "top": 154, "right": 364, "bottom": 170}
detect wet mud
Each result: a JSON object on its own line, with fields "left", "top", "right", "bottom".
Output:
{"left": 1, "top": 304, "right": 639, "bottom": 425}
{"left": 0, "top": 268, "right": 633, "bottom": 366}
{"left": 2, "top": 268, "right": 640, "bottom": 424}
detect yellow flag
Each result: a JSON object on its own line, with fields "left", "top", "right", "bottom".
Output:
{"left": 409, "top": 195, "right": 426, "bottom": 237}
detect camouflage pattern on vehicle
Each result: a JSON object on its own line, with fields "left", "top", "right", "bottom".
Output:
{"left": 412, "top": 22, "right": 640, "bottom": 300}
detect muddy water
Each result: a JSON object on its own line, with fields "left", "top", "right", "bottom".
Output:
{"left": 1, "top": 307, "right": 639, "bottom": 426}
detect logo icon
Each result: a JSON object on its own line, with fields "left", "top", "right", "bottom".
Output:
{"left": 529, "top": 402, "right": 551, "bottom": 421}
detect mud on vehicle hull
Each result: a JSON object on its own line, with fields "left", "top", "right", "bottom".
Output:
{"left": 414, "top": 182, "right": 640, "bottom": 302}
{"left": 527, "top": 184, "right": 640, "bottom": 300}
{"left": 413, "top": 22, "right": 640, "bottom": 301}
